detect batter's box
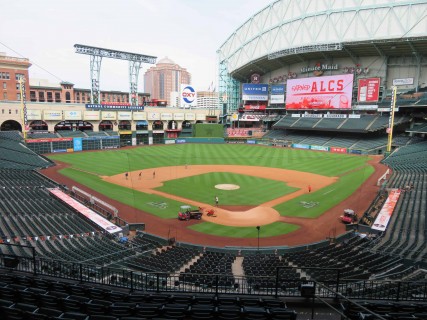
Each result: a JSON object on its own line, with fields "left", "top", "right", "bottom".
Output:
{"left": 299, "top": 201, "right": 319, "bottom": 209}
{"left": 147, "top": 202, "right": 168, "bottom": 209}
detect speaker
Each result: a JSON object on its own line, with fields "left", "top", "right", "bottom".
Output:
{"left": 4, "top": 256, "right": 20, "bottom": 269}
{"left": 300, "top": 282, "right": 315, "bottom": 298}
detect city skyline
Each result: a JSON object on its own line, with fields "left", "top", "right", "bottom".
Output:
{"left": 1, "top": 0, "right": 272, "bottom": 94}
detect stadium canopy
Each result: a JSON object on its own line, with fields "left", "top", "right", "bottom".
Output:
{"left": 218, "top": 0, "right": 427, "bottom": 82}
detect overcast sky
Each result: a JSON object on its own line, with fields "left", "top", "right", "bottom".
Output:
{"left": 1, "top": 0, "right": 273, "bottom": 92}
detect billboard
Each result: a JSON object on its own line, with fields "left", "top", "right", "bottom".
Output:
{"left": 133, "top": 112, "right": 146, "bottom": 120}
{"left": 83, "top": 111, "right": 100, "bottom": 121}
{"left": 286, "top": 74, "right": 354, "bottom": 109}
{"left": 64, "top": 110, "right": 82, "bottom": 121}
{"left": 27, "top": 110, "right": 42, "bottom": 120}
{"left": 270, "top": 85, "right": 285, "bottom": 104}
{"left": 358, "top": 78, "right": 380, "bottom": 102}
{"left": 117, "top": 111, "right": 132, "bottom": 120}
{"left": 242, "top": 83, "right": 269, "bottom": 101}
{"left": 101, "top": 111, "right": 116, "bottom": 120}
{"left": 73, "top": 137, "right": 83, "bottom": 152}
{"left": 180, "top": 84, "right": 197, "bottom": 108}
{"left": 43, "top": 110, "right": 62, "bottom": 121}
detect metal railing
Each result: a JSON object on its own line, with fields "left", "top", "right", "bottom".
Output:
{"left": 1, "top": 254, "right": 426, "bottom": 302}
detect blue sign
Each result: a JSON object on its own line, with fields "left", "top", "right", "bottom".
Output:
{"left": 73, "top": 137, "right": 83, "bottom": 151}
{"left": 246, "top": 140, "right": 257, "bottom": 144}
{"left": 292, "top": 143, "right": 310, "bottom": 149}
{"left": 176, "top": 139, "right": 186, "bottom": 144}
{"left": 349, "top": 149, "right": 362, "bottom": 155}
{"left": 271, "top": 85, "right": 285, "bottom": 94}
{"left": 242, "top": 84, "right": 269, "bottom": 101}
{"left": 86, "top": 104, "right": 144, "bottom": 110}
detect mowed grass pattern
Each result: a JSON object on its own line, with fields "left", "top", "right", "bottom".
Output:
{"left": 188, "top": 221, "right": 300, "bottom": 238}
{"left": 49, "top": 144, "right": 369, "bottom": 177}
{"left": 156, "top": 172, "right": 298, "bottom": 205}
{"left": 274, "top": 166, "right": 374, "bottom": 218}
{"left": 48, "top": 144, "right": 374, "bottom": 237}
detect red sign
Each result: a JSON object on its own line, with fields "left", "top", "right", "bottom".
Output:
{"left": 286, "top": 74, "right": 354, "bottom": 110}
{"left": 244, "top": 104, "right": 266, "bottom": 110}
{"left": 358, "top": 78, "right": 380, "bottom": 102}
{"left": 371, "top": 189, "right": 401, "bottom": 231}
{"left": 26, "top": 137, "right": 73, "bottom": 143}
{"left": 330, "top": 147, "right": 347, "bottom": 153}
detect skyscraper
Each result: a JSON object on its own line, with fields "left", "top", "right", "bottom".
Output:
{"left": 144, "top": 57, "right": 191, "bottom": 106}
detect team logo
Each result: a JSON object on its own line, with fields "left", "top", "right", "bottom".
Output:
{"left": 181, "top": 86, "right": 196, "bottom": 104}
{"left": 251, "top": 73, "right": 261, "bottom": 84}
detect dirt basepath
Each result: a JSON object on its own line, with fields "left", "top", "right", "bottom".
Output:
{"left": 41, "top": 156, "right": 387, "bottom": 248}
{"left": 104, "top": 165, "right": 336, "bottom": 227}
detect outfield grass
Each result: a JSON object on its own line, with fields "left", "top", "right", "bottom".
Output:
{"left": 274, "top": 165, "right": 374, "bottom": 218}
{"left": 188, "top": 221, "right": 300, "bottom": 238}
{"left": 156, "top": 172, "right": 298, "bottom": 205}
{"left": 48, "top": 144, "right": 374, "bottom": 236}
{"left": 48, "top": 144, "right": 369, "bottom": 177}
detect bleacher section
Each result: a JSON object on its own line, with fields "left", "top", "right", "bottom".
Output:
{"left": 0, "top": 132, "right": 52, "bottom": 169}
{"left": 85, "top": 131, "right": 108, "bottom": 137}
{"left": 27, "top": 132, "right": 58, "bottom": 139}
{"left": 56, "top": 130, "right": 86, "bottom": 138}
{"left": 0, "top": 130, "right": 426, "bottom": 319}
{"left": 374, "top": 140, "right": 427, "bottom": 261}
{"left": 273, "top": 115, "right": 409, "bottom": 133}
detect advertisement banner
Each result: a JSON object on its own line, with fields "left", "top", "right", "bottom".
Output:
{"left": 371, "top": 189, "right": 401, "bottom": 231}
{"left": 310, "top": 145, "right": 329, "bottom": 152}
{"left": 286, "top": 74, "right": 354, "bottom": 109}
{"left": 173, "top": 113, "right": 184, "bottom": 120}
{"left": 349, "top": 149, "right": 362, "bottom": 155}
{"left": 148, "top": 112, "right": 160, "bottom": 120}
{"left": 242, "top": 83, "right": 269, "bottom": 101}
{"left": 185, "top": 113, "right": 195, "bottom": 120}
{"left": 358, "top": 78, "right": 380, "bottom": 102}
{"left": 392, "top": 78, "right": 414, "bottom": 86}
{"left": 48, "top": 188, "right": 122, "bottom": 234}
{"left": 86, "top": 103, "right": 144, "bottom": 110}
{"left": 270, "top": 85, "right": 285, "bottom": 104}
{"left": 292, "top": 143, "right": 310, "bottom": 149}
{"left": 83, "top": 111, "right": 100, "bottom": 121}
{"left": 43, "top": 110, "right": 63, "bottom": 121}
{"left": 330, "top": 147, "right": 347, "bottom": 153}
{"left": 180, "top": 84, "right": 197, "bottom": 108}
{"left": 196, "top": 114, "right": 206, "bottom": 121}
{"left": 26, "top": 137, "right": 72, "bottom": 143}
{"left": 27, "top": 110, "right": 42, "bottom": 120}
{"left": 73, "top": 137, "right": 83, "bottom": 152}
{"left": 161, "top": 113, "right": 173, "bottom": 120}
{"left": 133, "top": 112, "right": 147, "bottom": 120}
{"left": 118, "top": 111, "right": 132, "bottom": 120}
{"left": 64, "top": 110, "right": 82, "bottom": 121}
{"left": 101, "top": 111, "right": 117, "bottom": 120}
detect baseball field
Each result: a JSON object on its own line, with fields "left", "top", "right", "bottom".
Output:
{"left": 45, "top": 144, "right": 384, "bottom": 246}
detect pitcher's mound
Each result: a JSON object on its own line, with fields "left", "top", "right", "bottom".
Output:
{"left": 215, "top": 184, "right": 240, "bottom": 190}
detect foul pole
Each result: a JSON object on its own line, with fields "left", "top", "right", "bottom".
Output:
{"left": 386, "top": 86, "right": 397, "bottom": 154}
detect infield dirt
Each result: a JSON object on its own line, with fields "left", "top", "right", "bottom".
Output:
{"left": 42, "top": 155, "right": 387, "bottom": 247}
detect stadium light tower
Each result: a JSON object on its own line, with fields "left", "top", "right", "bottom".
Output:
{"left": 74, "top": 44, "right": 157, "bottom": 105}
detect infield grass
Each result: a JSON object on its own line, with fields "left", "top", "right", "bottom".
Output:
{"left": 48, "top": 144, "right": 374, "bottom": 235}
{"left": 156, "top": 172, "right": 298, "bottom": 205}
